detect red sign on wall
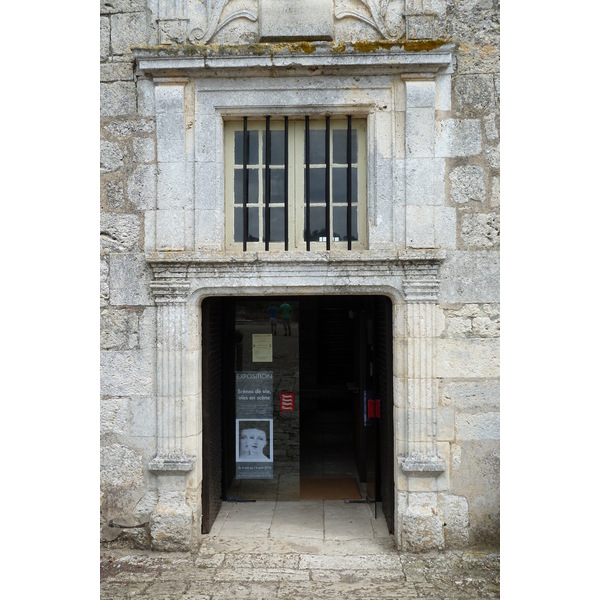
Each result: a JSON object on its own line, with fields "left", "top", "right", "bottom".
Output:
{"left": 280, "top": 392, "right": 295, "bottom": 411}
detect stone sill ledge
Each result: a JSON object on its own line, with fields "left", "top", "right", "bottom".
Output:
{"left": 402, "top": 456, "right": 446, "bottom": 475}
{"left": 135, "top": 41, "right": 455, "bottom": 77}
{"left": 149, "top": 456, "right": 195, "bottom": 473}
{"left": 147, "top": 249, "right": 446, "bottom": 267}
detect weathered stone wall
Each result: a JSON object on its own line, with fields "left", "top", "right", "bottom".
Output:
{"left": 100, "top": 0, "right": 500, "bottom": 549}
{"left": 100, "top": 1, "right": 158, "bottom": 547}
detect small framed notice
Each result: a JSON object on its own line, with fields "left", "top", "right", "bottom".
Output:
{"left": 252, "top": 334, "right": 273, "bottom": 362}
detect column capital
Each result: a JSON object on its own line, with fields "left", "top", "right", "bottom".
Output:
{"left": 149, "top": 281, "right": 191, "bottom": 304}
{"left": 402, "top": 258, "right": 443, "bottom": 303}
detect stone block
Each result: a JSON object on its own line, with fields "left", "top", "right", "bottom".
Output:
{"left": 453, "top": 74, "right": 496, "bottom": 117}
{"left": 111, "top": 12, "right": 148, "bottom": 55}
{"left": 100, "top": 213, "right": 141, "bottom": 254}
{"left": 434, "top": 206, "right": 457, "bottom": 249}
{"left": 101, "top": 62, "right": 134, "bottom": 83}
{"left": 155, "top": 84, "right": 185, "bottom": 115}
{"left": 461, "top": 212, "right": 499, "bottom": 248}
{"left": 490, "top": 175, "right": 500, "bottom": 207}
{"left": 406, "top": 108, "right": 435, "bottom": 157}
{"left": 101, "top": 81, "right": 137, "bottom": 117}
{"left": 157, "top": 113, "right": 185, "bottom": 163}
{"left": 155, "top": 209, "right": 186, "bottom": 250}
{"left": 472, "top": 315, "right": 499, "bottom": 337}
{"left": 406, "top": 80, "right": 436, "bottom": 108}
{"left": 484, "top": 114, "right": 499, "bottom": 141}
{"left": 435, "top": 119, "right": 482, "bottom": 158}
{"left": 439, "top": 250, "right": 500, "bottom": 303}
{"left": 402, "top": 509, "right": 444, "bottom": 552}
{"left": 437, "top": 338, "right": 499, "bottom": 378}
{"left": 127, "top": 164, "right": 157, "bottom": 210}
{"left": 102, "top": 177, "right": 125, "bottom": 209}
{"left": 405, "top": 158, "right": 445, "bottom": 206}
{"left": 100, "top": 140, "right": 125, "bottom": 174}
{"left": 260, "top": 0, "right": 333, "bottom": 41}
{"left": 406, "top": 205, "right": 435, "bottom": 248}
{"left": 101, "top": 348, "right": 154, "bottom": 398}
{"left": 436, "top": 72, "right": 452, "bottom": 111}
{"left": 101, "top": 443, "right": 145, "bottom": 488}
{"left": 450, "top": 165, "right": 485, "bottom": 203}
{"left": 103, "top": 118, "right": 155, "bottom": 138}
{"left": 441, "top": 380, "right": 500, "bottom": 411}
{"left": 108, "top": 253, "right": 153, "bottom": 306}
{"left": 137, "top": 78, "right": 156, "bottom": 116}
{"left": 100, "top": 258, "right": 110, "bottom": 306}
{"left": 456, "top": 412, "right": 499, "bottom": 441}
{"left": 438, "top": 493, "right": 470, "bottom": 548}
{"left": 449, "top": 440, "right": 499, "bottom": 546}
{"left": 437, "top": 407, "right": 455, "bottom": 442}
{"left": 101, "top": 397, "right": 130, "bottom": 435}
{"left": 133, "top": 137, "right": 156, "bottom": 163}
{"left": 130, "top": 396, "right": 157, "bottom": 438}
{"left": 157, "top": 162, "right": 188, "bottom": 210}
{"left": 101, "top": 307, "right": 140, "bottom": 350}
{"left": 485, "top": 145, "right": 500, "bottom": 169}
{"left": 100, "top": 16, "right": 110, "bottom": 62}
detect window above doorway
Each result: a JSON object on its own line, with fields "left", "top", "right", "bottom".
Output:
{"left": 224, "top": 116, "right": 367, "bottom": 252}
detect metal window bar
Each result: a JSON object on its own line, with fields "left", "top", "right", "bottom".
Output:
{"left": 325, "top": 116, "right": 331, "bottom": 250}
{"left": 305, "top": 115, "right": 311, "bottom": 251}
{"left": 346, "top": 115, "right": 352, "bottom": 250}
{"left": 243, "top": 117, "right": 249, "bottom": 251}
{"left": 265, "top": 116, "right": 271, "bottom": 251}
{"left": 284, "top": 116, "right": 289, "bottom": 251}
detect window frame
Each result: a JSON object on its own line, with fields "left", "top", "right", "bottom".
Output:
{"left": 224, "top": 116, "right": 367, "bottom": 252}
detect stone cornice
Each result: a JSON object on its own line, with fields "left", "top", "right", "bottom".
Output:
{"left": 145, "top": 249, "right": 446, "bottom": 280}
{"left": 134, "top": 42, "right": 455, "bottom": 78}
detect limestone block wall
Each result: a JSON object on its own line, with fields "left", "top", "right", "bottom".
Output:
{"left": 100, "top": 0, "right": 500, "bottom": 550}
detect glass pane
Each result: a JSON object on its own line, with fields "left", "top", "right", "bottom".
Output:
{"left": 266, "top": 207, "right": 285, "bottom": 242}
{"left": 308, "top": 167, "right": 326, "bottom": 203}
{"left": 234, "top": 130, "right": 259, "bottom": 165}
{"left": 305, "top": 206, "right": 326, "bottom": 241}
{"left": 228, "top": 298, "right": 300, "bottom": 500}
{"left": 234, "top": 169, "right": 259, "bottom": 204}
{"left": 263, "top": 169, "right": 285, "bottom": 203}
{"left": 307, "top": 129, "right": 326, "bottom": 164}
{"left": 263, "top": 130, "right": 286, "bottom": 166}
{"left": 233, "top": 207, "right": 260, "bottom": 242}
{"left": 332, "top": 167, "right": 358, "bottom": 203}
{"left": 333, "top": 129, "right": 358, "bottom": 164}
{"left": 333, "top": 206, "right": 358, "bottom": 241}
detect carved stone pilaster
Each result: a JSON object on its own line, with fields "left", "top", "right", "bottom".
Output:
{"left": 401, "top": 259, "right": 444, "bottom": 474}
{"left": 148, "top": 281, "right": 194, "bottom": 551}
{"left": 149, "top": 281, "right": 194, "bottom": 471}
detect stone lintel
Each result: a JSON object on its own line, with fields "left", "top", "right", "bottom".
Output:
{"left": 149, "top": 455, "right": 195, "bottom": 473}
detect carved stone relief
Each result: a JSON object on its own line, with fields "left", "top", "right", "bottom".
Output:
{"left": 155, "top": 0, "right": 444, "bottom": 46}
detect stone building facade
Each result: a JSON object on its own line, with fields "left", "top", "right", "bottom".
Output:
{"left": 100, "top": 0, "right": 499, "bottom": 553}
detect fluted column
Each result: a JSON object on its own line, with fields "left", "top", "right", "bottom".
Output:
{"left": 400, "top": 258, "right": 445, "bottom": 552}
{"left": 148, "top": 281, "right": 194, "bottom": 551}
{"left": 402, "top": 260, "right": 445, "bottom": 473}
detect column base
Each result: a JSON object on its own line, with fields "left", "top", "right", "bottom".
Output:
{"left": 149, "top": 456, "right": 195, "bottom": 551}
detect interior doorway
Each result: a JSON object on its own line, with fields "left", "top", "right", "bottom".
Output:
{"left": 201, "top": 295, "right": 394, "bottom": 534}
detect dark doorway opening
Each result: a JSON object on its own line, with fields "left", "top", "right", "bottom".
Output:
{"left": 201, "top": 294, "right": 394, "bottom": 534}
